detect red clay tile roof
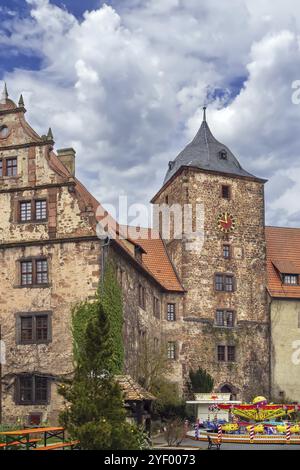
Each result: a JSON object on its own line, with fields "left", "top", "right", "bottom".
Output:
{"left": 266, "top": 226, "right": 300, "bottom": 298}
{"left": 124, "top": 226, "right": 184, "bottom": 292}
{"left": 50, "top": 151, "right": 184, "bottom": 293}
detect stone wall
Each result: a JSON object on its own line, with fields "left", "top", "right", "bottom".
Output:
{"left": 153, "top": 168, "right": 270, "bottom": 400}
{"left": 0, "top": 239, "right": 101, "bottom": 424}
{"left": 111, "top": 247, "right": 184, "bottom": 383}
{"left": 270, "top": 298, "right": 300, "bottom": 402}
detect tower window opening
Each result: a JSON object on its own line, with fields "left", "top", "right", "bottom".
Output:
{"left": 219, "top": 150, "right": 228, "bottom": 160}
{"left": 221, "top": 185, "right": 230, "bottom": 199}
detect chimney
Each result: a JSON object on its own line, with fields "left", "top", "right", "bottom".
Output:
{"left": 57, "top": 148, "right": 76, "bottom": 176}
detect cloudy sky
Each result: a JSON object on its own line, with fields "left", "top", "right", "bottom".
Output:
{"left": 1, "top": 0, "right": 300, "bottom": 227}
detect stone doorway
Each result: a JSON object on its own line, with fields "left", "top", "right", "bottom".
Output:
{"left": 219, "top": 384, "right": 237, "bottom": 401}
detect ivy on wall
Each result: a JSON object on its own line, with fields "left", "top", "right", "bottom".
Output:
{"left": 100, "top": 260, "right": 124, "bottom": 374}
{"left": 72, "top": 260, "right": 124, "bottom": 375}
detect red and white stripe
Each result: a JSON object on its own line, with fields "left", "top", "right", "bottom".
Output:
{"left": 286, "top": 424, "right": 291, "bottom": 443}
{"left": 218, "top": 424, "right": 222, "bottom": 444}
{"left": 250, "top": 425, "right": 255, "bottom": 443}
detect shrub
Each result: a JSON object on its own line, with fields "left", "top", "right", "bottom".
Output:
{"left": 189, "top": 368, "right": 214, "bottom": 393}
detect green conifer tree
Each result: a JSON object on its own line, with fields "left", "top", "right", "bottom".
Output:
{"left": 59, "top": 263, "right": 140, "bottom": 449}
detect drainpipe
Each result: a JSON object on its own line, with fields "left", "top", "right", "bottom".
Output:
{"left": 268, "top": 297, "right": 272, "bottom": 400}
{"left": 0, "top": 325, "right": 2, "bottom": 424}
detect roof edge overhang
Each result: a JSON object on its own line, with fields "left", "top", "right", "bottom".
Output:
{"left": 267, "top": 287, "right": 300, "bottom": 301}
{"left": 151, "top": 166, "right": 267, "bottom": 203}
{"left": 111, "top": 238, "right": 185, "bottom": 294}
{"left": 266, "top": 225, "right": 300, "bottom": 231}
{"left": 0, "top": 140, "right": 53, "bottom": 152}
{"left": 0, "top": 106, "right": 26, "bottom": 116}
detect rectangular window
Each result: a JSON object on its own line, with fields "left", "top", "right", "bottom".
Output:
{"left": 218, "top": 345, "right": 226, "bottom": 362}
{"left": 19, "top": 313, "right": 50, "bottom": 344}
{"left": 138, "top": 284, "right": 146, "bottom": 310}
{"left": 35, "top": 377, "right": 48, "bottom": 403}
{"left": 0, "top": 159, "right": 2, "bottom": 177}
{"left": 20, "top": 259, "right": 49, "bottom": 286}
{"left": 221, "top": 185, "right": 230, "bottom": 199}
{"left": 216, "top": 310, "right": 224, "bottom": 326}
{"left": 283, "top": 274, "right": 298, "bottom": 285}
{"left": 17, "top": 375, "right": 49, "bottom": 405}
{"left": 21, "top": 261, "right": 33, "bottom": 286}
{"left": 35, "top": 200, "right": 47, "bottom": 221}
{"left": 215, "top": 274, "right": 235, "bottom": 292}
{"left": 19, "top": 200, "right": 47, "bottom": 223}
{"left": 167, "top": 342, "right": 176, "bottom": 360}
{"left": 167, "top": 303, "right": 176, "bottom": 321}
{"left": 6, "top": 157, "right": 17, "bottom": 177}
{"left": 215, "top": 275, "right": 224, "bottom": 291}
{"left": 216, "top": 310, "right": 234, "bottom": 327}
{"left": 223, "top": 244, "right": 231, "bottom": 259}
{"left": 36, "top": 260, "right": 48, "bottom": 284}
{"left": 20, "top": 201, "right": 32, "bottom": 222}
{"left": 226, "top": 311, "right": 234, "bottom": 327}
{"left": 20, "top": 317, "right": 33, "bottom": 343}
{"left": 225, "top": 276, "right": 234, "bottom": 292}
{"left": 217, "top": 345, "right": 236, "bottom": 362}
{"left": 36, "top": 315, "right": 49, "bottom": 341}
{"left": 227, "top": 346, "right": 236, "bottom": 362}
{"left": 153, "top": 296, "right": 160, "bottom": 318}
{"left": 19, "top": 376, "right": 33, "bottom": 404}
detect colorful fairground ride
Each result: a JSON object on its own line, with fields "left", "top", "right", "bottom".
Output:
{"left": 192, "top": 397, "right": 300, "bottom": 445}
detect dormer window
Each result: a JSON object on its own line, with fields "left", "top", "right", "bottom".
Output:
{"left": 168, "top": 161, "right": 175, "bottom": 171}
{"left": 134, "top": 245, "right": 143, "bottom": 263}
{"left": 219, "top": 150, "right": 228, "bottom": 160}
{"left": 283, "top": 274, "right": 298, "bottom": 285}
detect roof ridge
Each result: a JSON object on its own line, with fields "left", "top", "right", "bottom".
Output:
{"left": 266, "top": 225, "right": 300, "bottom": 230}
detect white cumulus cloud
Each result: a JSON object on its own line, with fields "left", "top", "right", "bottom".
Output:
{"left": 1, "top": 0, "right": 300, "bottom": 226}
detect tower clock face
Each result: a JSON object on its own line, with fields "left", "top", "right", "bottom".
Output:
{"left": 217, "top": 212, "right": 236, "bottom": 233}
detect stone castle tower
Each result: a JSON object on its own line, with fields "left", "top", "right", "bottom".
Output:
{"left": 152, "top": 109, "right": 270, "bottom": 399}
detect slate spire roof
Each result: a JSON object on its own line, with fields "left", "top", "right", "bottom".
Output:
{"left": 164, "top": 108, "right": 263, "bottom": 184}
